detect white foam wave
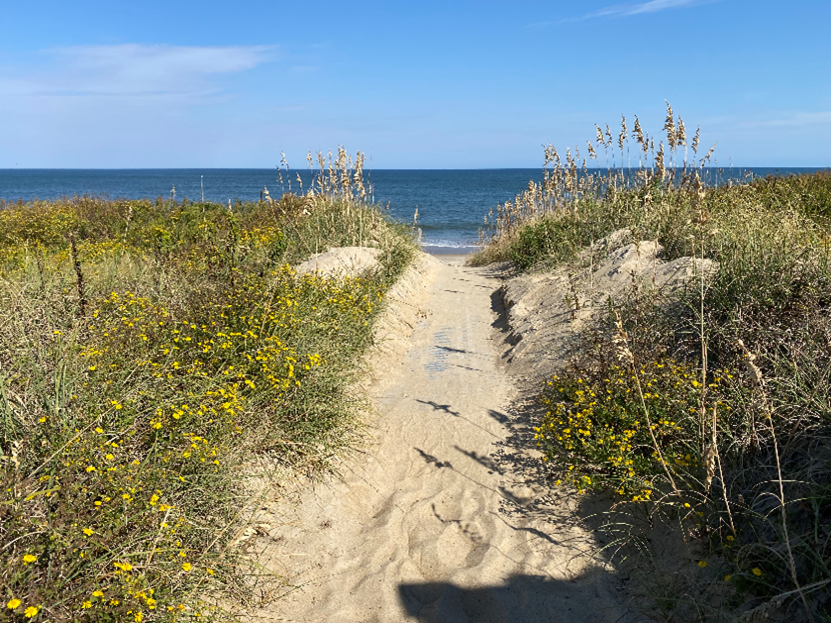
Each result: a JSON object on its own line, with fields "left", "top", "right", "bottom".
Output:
{"left": 420, "top": 239, "right": 481, "bottom": 249}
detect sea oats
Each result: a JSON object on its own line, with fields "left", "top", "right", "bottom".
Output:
{"left": 632, "top": 115, "right": 644, "bottom": 146}
{"left": 700, "top": 143, "right": 717, "bottom": 167}
{"left": 655, "top": 142, "right": 666, "bottom": 180}
{"left": 619, "top": 115, "right": 627, "bottom": 151}
{"left": 664, "top": 100, "right": 677, "bottom": 150}
{"left": 676, "top": 117, "right": 687, "bottom": 147}
{"left": 595, "top": 124, "right": 606, "bottom": 147}
{"left": 587, "top": 140, "right": 597, "bottom": 160}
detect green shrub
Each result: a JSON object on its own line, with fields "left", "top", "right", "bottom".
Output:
{"left": 536, "top": 361, "right": 732, "bottom": 501}
{"left": 0, "top": 184, "right": 415, "bottom": 621}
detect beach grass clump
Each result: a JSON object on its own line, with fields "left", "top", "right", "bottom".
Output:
{"left": 0, "top": 152, "right": 415, "bottom": 621}
{"left": 480, "top": 105, "right": 831, "bottom": 617}
{"left": 535, "top": 226, "right": 831, "bottom": 612}
{"left": 536, "top": 362, "right": 732, "bottom": 501}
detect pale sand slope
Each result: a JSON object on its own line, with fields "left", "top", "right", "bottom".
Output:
{"left": 251, "top": 255, "right": 639, "bottom": 623}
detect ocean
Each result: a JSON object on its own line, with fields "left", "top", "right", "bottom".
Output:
{"left": 0, "top": 168, "right": 825, "bottom": 251}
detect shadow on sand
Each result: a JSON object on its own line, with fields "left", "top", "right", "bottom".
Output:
{"left": 398, "top": 574, "right": 645, "bottom": 623}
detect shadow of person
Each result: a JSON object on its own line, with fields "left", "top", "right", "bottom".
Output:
{"left": 398, "top": 574, "right": 641, "bottom": 623}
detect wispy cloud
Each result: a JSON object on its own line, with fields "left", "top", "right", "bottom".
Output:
{"left": 736, "top": 111, "right": 831, "bottom": 129}
{"left": 0, "top": 44, "right": 277, "bottom": 100}
{"left": 555, "top": 0, "right": 715, "bottom": 24}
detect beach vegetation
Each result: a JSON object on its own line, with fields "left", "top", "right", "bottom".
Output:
{"left": 0, "top": 150, "right": 416, "bottom": 621}
{"left": 479, "top": 104, "right": 831, "bottom": 619}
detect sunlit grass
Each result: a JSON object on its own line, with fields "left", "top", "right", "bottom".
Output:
{"left": 478, "top": 104, "right": 831, "bottom": 617}
{"left": 0, "top": 157, "right": 416, "bottom": 622}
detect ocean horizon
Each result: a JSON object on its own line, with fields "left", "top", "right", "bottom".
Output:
{"left": 1, "top": 167, "right": 827, "bottom": 249}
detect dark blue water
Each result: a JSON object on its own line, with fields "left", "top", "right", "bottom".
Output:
{"left": 0, "top": 168, "right": 826, "bottom": 249}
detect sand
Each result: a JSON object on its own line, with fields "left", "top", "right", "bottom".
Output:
{"left": 295, "top": 246, "right": 384, "bottom": 278}
{"left": 501, "top": 230, "right": 716, "bottom": 381}
{"left": 243, "top": 251, "right": 643, "bottom": 623}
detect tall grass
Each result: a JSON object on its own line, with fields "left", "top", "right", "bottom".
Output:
{"left": 478, "top": 105, "right": 831, "bottom": 619}
{"left": 0, "top": 152, "right": 416, "bottom": 622}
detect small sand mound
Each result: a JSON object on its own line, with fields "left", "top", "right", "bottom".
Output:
{"left": 501, "top": 229, "right": 716, "bottom": 380}
{"left": 295, "top": 246, "right": 383, "bottom": 278}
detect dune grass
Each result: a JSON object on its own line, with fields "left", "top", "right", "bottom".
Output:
{"left": 476, "top": 104, "right": 831, "bottom": 619}
{"left": 0, "top": 157, "right": 416, "bottom": 622}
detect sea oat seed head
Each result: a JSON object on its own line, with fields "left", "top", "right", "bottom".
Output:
{"left": 655, "top": 143, "right": 666, "bottom": 180}
{"left": 587, "top": 141, "right": 597, "bottom": 160}
{"left": 676, "top": 117, "right": 687, "bottom": 147}
{"left": 619, "top": 115, "right": 627, "bottom": 151}
{"left": 664, "top": 101, "right": 677, "bottom": 150}
{"left": 632, "top": 115, "right": 644, "bottom": 145}
{"left": 701, "top": 143, "right": 717, "bottom": 167}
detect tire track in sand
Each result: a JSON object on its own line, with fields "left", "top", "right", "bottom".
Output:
{"left": 252, "top": 256, "right": 640, "bottom": 623}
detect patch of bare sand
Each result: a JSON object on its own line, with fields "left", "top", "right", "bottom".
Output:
{"left": 501, "top": 230, "right": 715, "bottom": 382}
{"left": 295, "top": 247, "right": 384, "bottom": 278}
{"left": 239, "top": 250, "right": 641, "bottom": 623}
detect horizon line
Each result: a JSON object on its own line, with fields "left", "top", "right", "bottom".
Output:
{"left": 1, "top": 165, "right": 828, "bottom": 171}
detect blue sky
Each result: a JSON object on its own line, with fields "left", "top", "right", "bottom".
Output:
{"left": 0, "top": 0, "right": 828, "bottom": 168}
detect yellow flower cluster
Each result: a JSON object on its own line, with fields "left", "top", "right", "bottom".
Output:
{"left": 535, "top": 362, "right": 731, "bottom": 498}
{"left": 1, "top": 196, "right": 392, "bottom": 621}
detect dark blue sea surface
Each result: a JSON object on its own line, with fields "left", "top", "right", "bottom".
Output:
{"left": 0, "top": 168, "right": 826, "bottom": 249}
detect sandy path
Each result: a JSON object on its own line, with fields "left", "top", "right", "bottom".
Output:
{"left": 253, "top": 257, "right": 638, "bottom": 623}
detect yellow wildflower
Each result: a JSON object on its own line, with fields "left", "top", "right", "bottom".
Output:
{"left": 23, "top": 554, "right": 36, "bottom": 564}
{"left": 7, "top": 599, "right": 21, "bottom": 610}
{"left": 24, "top": 606, "right": 39, "bottom": 618}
